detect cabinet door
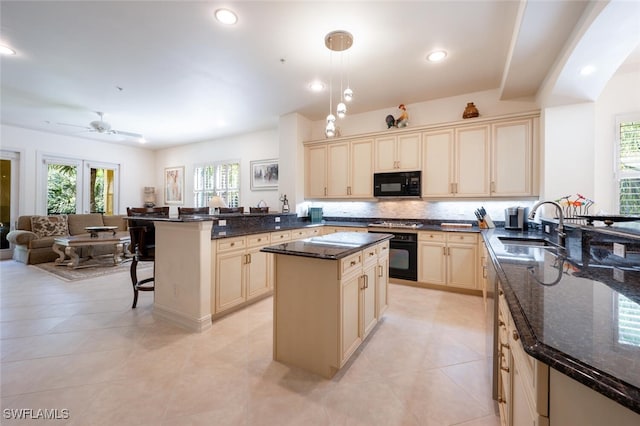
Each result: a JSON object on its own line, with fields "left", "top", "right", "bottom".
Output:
{"left": 455, "top": 126, "right": 490, "bottom": 197}
{"left": 492, "top": 119, "right": 532, "bottom": 196}
{"left": 327, "top": 142, "right": 350, "bottom": 197}
{"left": 305, "top": 144, "right": 327, "bottom": 198}
{"left": 376, "top": 254, "right": 389, "bottom": 317}
{"left": 418, "top": 242, "right": 446, "bottom": 285}
{"left": 350, "top": 138, "right": 374, "bottom": 197}
{"left": 422, "top": 129, "right": 455, "bottom": 196}
{"left": 374, "top": 136, "right": 397, "bottom": 171}
{"left": 362, "top": 263, "right": 377, "bottom": 338}
{"left": 341, "top": 274, "right": 363, "bottom": 363}
{"left": 246, "top": 247, "right": 270, "bottom": 298}
{"left": 396, "top": 133, "right": 421, "bottom": 171}
{"left": 511, "top": 356, "right": 538, "bottom": 426}
{"left": 447, "top": 243, "right": 477, "bottom": 289}
{"left": 215, "top": 250, "right": 245, "bottom": 312}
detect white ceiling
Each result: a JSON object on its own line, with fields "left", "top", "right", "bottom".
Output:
{"left": 1, "top": 1, "right": 638, "bottom": 150}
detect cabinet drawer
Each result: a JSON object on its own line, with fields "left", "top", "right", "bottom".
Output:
{"left": 363, "top": 246, "right": 378, "bottom": 265}
{"left": 340, "top": 252, "right": 362, "bottom": 279}
{"left": 291, "top": 229, "right": 307, "bottom": 240}
{"left": 377, "top": 241, "right": 390, "bottom": 257}
{"left": 302, "top": 227, "right": 322, "bottom": 238}
{"left": 446, "top": 233, "right": 477, "bottom": 244}
{"left": 271, "top": 230, "right": 292, "bottom": 242}
{"left": 217, "top": 236, "right": 246, "bottom": 252}
{"left": 418, "top": 232, "right": 445, "bottom": 242}
{"left": 247, "top": 233, "right": 270, "bottom": 248}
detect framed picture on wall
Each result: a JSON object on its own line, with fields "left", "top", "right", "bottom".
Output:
{"left": 250, "top": 159, "right": 279, "bottom": 191}
{"left": 164, "top": 166, "right": 185, "bottom": 205}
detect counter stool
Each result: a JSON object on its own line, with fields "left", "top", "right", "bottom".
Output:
{"left": 128, "top": 225, "right": 155, "bottom": 308}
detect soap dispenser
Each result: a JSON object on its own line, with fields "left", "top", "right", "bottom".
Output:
{"left": 280, "top": 194, "right": 290, "bottom": 213}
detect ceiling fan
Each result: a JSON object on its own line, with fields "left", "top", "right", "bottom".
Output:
{"left": 57, "top": 111, "right": 144, "bottom": 139}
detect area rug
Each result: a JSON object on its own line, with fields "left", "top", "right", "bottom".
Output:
{"left": 32, "top": 259, "right": 152, "bottom": 282}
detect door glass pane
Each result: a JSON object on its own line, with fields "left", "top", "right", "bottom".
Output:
{"left": 0, "top": 159, "right": 11, "bottom": 249}
{"left": 89, "top": 167, "right": 115, "bottom": 214}
{"left": 389, "top": 248, "right": 409, "bottom": 270}
{"left": 47, "top": 164, "right": 78, "bottom": 214}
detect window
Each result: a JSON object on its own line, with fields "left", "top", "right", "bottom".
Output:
{"left": 41, "top": 155, "right": 120, "bottom": 215}
{"left": 194, "top": 161, "right": 240, "bottom": 208}
{"left": 617, "top": 116, "right": 640, "bottom": 214}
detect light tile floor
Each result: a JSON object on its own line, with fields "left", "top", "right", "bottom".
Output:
{"left": 1, "top": 260, "right": 500, "bottom": 425}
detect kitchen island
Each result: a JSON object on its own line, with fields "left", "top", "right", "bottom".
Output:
{"left": 262, "top": 232, "right": 392, "bottom": 378}
{"left": 483, "top": 224, "right": 640, "bottom": 424}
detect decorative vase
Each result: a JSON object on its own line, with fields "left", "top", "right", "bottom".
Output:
{"left": 463, "top": 102, "right": 479, "bottom": 119}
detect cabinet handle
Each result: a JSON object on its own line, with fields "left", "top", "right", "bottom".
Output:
{"left": 498, "top": 289, "right": 504, "bottom": 296}
{"left": 500, "top": 342, "right": 510, "bottom": 350}
{"left": 500, "top": 353, "right": 510, "bottom": 373}
{"left": 324, "top": 187, "right": 327, "bottom": 196}
{"left": 347, "top": 186, "right": 351, "bottom": 195}
{"left": 499, "top": 320, "right": 506, "bottom": 327}
{"left": 378, "top": 265, "right": 383, "bottom": 277}
{"left": 257, "top": 238, "right": 262, "bottom": 242}
{"left": 350, "top": 260, "right": 357, "bottom": 266}
{"left": 482, "top": 266, "right": 487, "bottom": 279}
{"left": 247, "top": 253, "right": 251, "bottom": 263}
{"left": 364, "top": 274, "right": 369, "bottom": 289}
{"left": 230, "top": 242, "right": 235, "bottom": 247}
{"left": 490, "top": 181, "right": 495, "bottom": 193}
{"left": 512, "top": 330, "right": 520, "bottom": 341}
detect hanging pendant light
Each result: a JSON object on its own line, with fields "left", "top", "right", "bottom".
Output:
{"left": 325, "top": 30, "right": 353, "bottom": 137}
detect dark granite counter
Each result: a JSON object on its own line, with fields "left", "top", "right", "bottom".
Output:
{"left": 261, "top": 232, "right": 393, "bottom": 260}
{"left": 483, "top": 226, "right": 640, "bottom": 414}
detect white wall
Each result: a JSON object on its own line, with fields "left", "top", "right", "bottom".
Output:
{"left": 154, "top": 128, "right": 280, "bottom": 214}
{"left": 0, "top": 124, "right": 155, "bottom": 215}
{"left": 309, "top": 88, "right": 540, "bottom": 141}
{"left": 594, "top": 68, "right": 640, "bottom": 213}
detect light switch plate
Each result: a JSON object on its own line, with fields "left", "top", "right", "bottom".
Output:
{"left": 219, "top": 219, "right": 226, "bottom": 227}
{"left": 275, "top": 217, "right": 281, "bottom": 223}
{"left": 613, "top": 243, "right": 626, "bottom": 258}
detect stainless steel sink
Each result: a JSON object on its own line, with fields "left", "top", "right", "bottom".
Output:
{"left": 498, "top": 236, "right": 558, "bottom": 247}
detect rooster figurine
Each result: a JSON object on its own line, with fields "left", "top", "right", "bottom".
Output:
{"left": 385, "top": 104, "right": 409, "bottom": 128}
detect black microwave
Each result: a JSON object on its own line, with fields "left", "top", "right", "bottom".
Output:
{"left": 373, "top": 171, "right": 421, "bottom": 197}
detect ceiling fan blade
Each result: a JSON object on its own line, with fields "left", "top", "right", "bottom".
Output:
{"left": 56, "top": 122, "right": 90, "bottom": 129}
{"left": 113, "top": 130, "right": 144, "bottom": 139}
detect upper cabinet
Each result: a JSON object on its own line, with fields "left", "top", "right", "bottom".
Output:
{"left": 491, "top": 118, "right": 538, "bottom": 197}
{"left": 374, "top": 133, "right": 421, "bottom": 172}
{"left": 305, "top": 138, "right": 374, "bottom": 199}
{"left": 422, "top": 126, "right": 490, "bottom": 197}
{"left": 304, "top": 112, "right": 539, "bottom": 200}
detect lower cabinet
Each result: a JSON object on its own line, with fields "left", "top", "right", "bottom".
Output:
{"left": 213, "top": 233, "right": 272, "bottom": 315}
{"left": 418, "top": 231, "right": 478, "bottom": 289}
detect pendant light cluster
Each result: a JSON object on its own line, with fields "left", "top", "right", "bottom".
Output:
{"left": 325, "top": 30, "right": 354, "bottom": 138}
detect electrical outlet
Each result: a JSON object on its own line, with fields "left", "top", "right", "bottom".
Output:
{"left": 275, "top": 217, "right": 281, "bottom": 223}
{"left": 275, "top": 225, "right": 281, "bottom": 230}
{"left": 544, "top": 225, "right": 551, "bottom": 234}
{"left": 219, "top": 219, "right": 226, "bottom": 227}
{"left": 613, "top": 268, "right": 624, "bottom": 282}
{"left": 613, "top": 243, "right": 626, "bottom": 258}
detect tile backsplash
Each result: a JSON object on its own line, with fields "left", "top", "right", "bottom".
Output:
{"left": 301, "top": 199, "right": 538, "bottom": 223}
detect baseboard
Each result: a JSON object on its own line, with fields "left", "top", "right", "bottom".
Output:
{"left": 153, "top": 304, "right": 212, "bottom": 333}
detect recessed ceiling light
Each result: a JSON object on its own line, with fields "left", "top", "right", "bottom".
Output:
{"left": 0, "top": 45, "right": 16, "bottom": 56}
{"left": 138, "top": 137, "right": 147, "bottom": 144}
{"left": 309, "top": 81, "right": 325, "bottom": 92}
{"left": 580, "top": 65, "right": 596, "bottom": 76}
{"left": 215, "top": 8, "right": 238, "bottom": 25}
{"left": 427, "top": 50, "right": 447, "bottom": 62}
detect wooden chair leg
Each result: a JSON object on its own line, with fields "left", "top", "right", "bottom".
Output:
{"left": 130, "top": 258, "right": 139, "bottom": 309}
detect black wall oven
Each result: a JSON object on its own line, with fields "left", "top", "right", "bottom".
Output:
{"left": 369, "top": 230, "right": 418, "bottom": 281}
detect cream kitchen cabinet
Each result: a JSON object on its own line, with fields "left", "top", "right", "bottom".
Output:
{"left": 213, "top": 233, "right": 271, "bottom": 314}
{"left": 491, "top": 118, "right": 537, "bottom": 197}
{"left": 327, "top": 138, "right": 374, "bottom": 198}
{"left": 290, "top": 227, "right": 322, "bottom": 241}
{"left": 305, "top": 138, "right": 373, "bottom": 199}
{"left": 374, "top": 132, "right": 421, "bottom": 172}
{"left": 418, "top": 231, "right": 478, "bottom": 289}
{"left": 305, "top": 143, "right": 328, "bottom": 198}
{"left": 422, "top": 125, "right": 490, "bottom": 197}
{"left": 376, "top": 241, "right": 390, "bottom": 317}
{"left": 323, "top": 226, "right": 367, "bottom": 235}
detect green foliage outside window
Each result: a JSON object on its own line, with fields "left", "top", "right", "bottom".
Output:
{"left": 47, "top": 164, "right": 76, "bottom": 214}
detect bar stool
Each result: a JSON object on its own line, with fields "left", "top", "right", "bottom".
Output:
{"left": 128, "top": 225, "right": 155, "bottom": 308}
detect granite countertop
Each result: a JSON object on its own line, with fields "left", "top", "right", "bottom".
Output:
{"left": 260, "top": 232, "right": 393, "bottom": 260}
{"left": 483, "top": 226, "right": 640, "bottom": 414}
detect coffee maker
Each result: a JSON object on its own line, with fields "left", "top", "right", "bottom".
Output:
{"left": 504, "top": 206, "right": 528, "bottom": 231}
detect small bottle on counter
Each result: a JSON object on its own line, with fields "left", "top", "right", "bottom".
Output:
{"left": 282, "top": 194, "right": 290, "bottom": 213}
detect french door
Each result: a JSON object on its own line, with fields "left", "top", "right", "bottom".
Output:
{"left": 41, "top": 155, "right": 120, "bottom": 215}
{"left": 0, "top": 150, "right": 20, "bottom": 259}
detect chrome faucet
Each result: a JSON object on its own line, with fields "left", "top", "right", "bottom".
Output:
{"left": 528, "top": 201, "right": 566, "bottom": 248}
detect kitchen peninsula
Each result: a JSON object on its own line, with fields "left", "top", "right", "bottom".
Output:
{"left": 261, "top": 232, "right": 392, "bottom": 378}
